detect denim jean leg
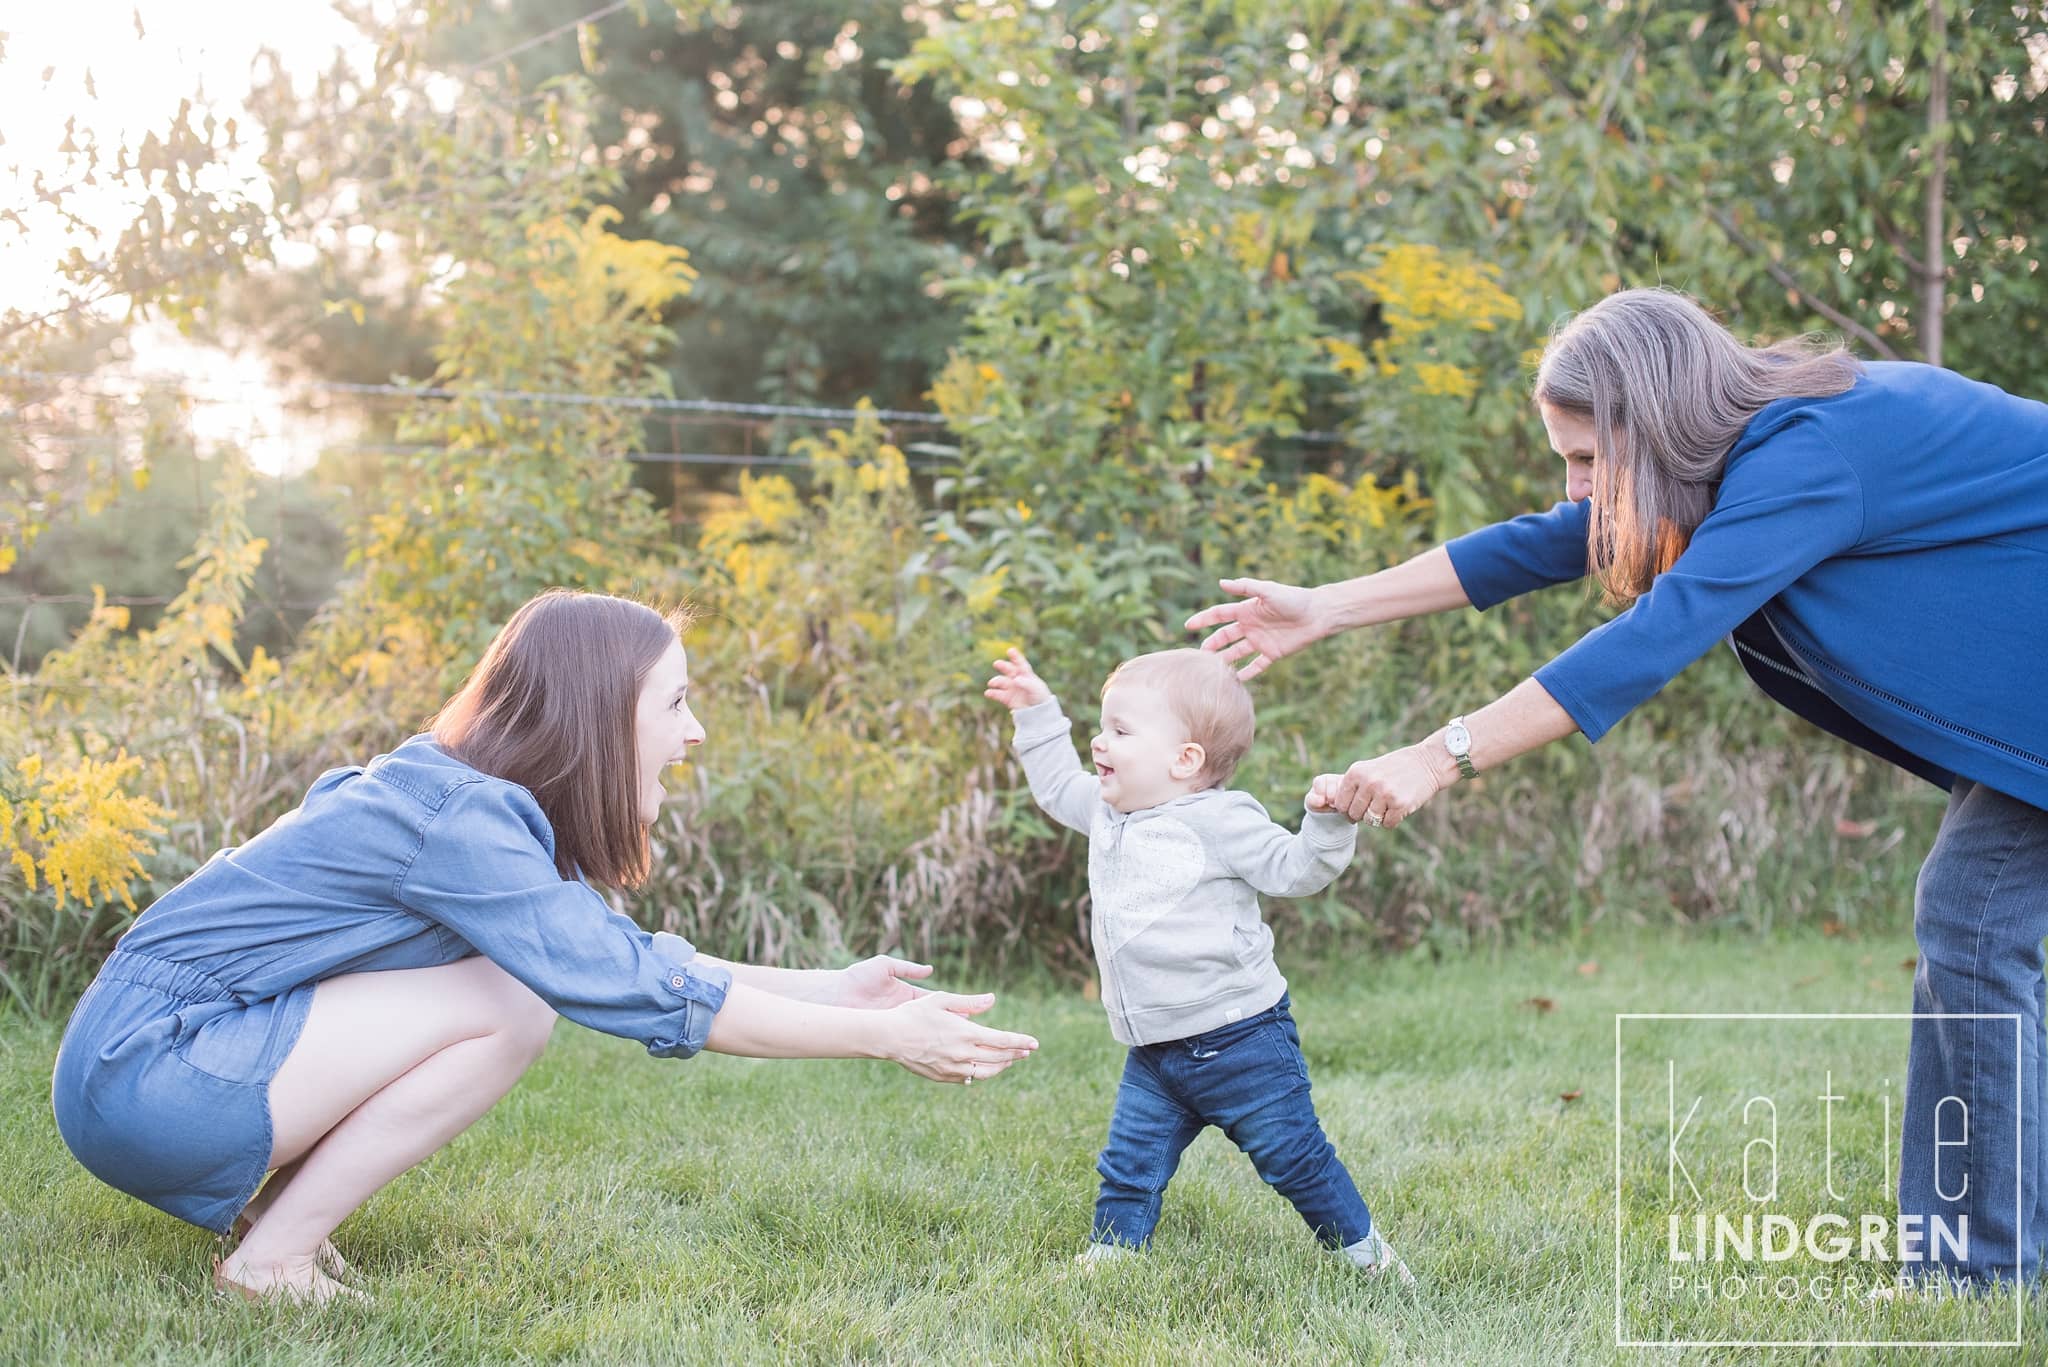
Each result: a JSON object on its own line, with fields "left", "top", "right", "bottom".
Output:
{"left": 2035, "top": 961, "right": 2048, "bottom": 1256}
{"left": 1182, "top": 1009, "right": 1374, "bottom": 1248}
{"left": 1902, "top": 780, "right": 2048, "bottom": 1284}
{"left": 1092, "top": 1047, "right": 1204, "bottom": 1249}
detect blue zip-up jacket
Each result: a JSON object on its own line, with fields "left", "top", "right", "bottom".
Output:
{"left": 1443, "top": 362, "right": 2048, "bottom": 810}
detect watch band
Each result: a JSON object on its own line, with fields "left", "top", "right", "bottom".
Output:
{"left": 1446, "top": 715, "right": 1478, "bottom": 781}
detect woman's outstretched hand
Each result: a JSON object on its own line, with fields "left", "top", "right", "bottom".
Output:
{"left": 1327, "top": 746, "right": 1449, "bottom": 829}
{"left": 880, "top": 991, "right": 1039, "bottom": 1085}
{"left": 1184, "top": 578, "right": 1326, "bottom": 680}
{"left": 835, "top": 954, "right": 934, "bottom": 1008}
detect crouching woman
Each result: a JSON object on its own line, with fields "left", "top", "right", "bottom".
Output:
{"left": 51, "top": 590, "right": 1037, "bottom": 1301}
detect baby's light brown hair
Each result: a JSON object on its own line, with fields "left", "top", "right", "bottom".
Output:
{"left": 1101, "top": 647, "right": 1256, "bottom": 788}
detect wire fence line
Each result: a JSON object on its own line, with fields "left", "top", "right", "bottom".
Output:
{"left": 0, "top": 592, "right": 333, "bottom": 615}
{"left": 0, "top": 367, "right": 953, "bottom": 427}
{"left": 0, "top": 366, "right": 1354, "bottom": 448}
{"left": 0, "top": 358, "right": 1368, "bottom": 667}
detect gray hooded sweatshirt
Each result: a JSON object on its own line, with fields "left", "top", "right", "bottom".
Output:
{"left": 1011, "top": 697, "right": 1358, "bottom": 1046}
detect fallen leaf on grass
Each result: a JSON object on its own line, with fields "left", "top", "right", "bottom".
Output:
{"left": 1522, "top": 996, "right": 1556, "bottom": 1013}
{"left": 1577, "top": 960, "right": 1600, "bottom": 977}
{"left": 1560, "top": 1090, "right": 1583, "bottom": 1103}
{"left": 1901, "top": 957, "right": 1917, "bottom": 971}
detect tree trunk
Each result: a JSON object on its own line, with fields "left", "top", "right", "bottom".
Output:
{"left": 1923, "top": 0, "right": 1948, "bottom": 367}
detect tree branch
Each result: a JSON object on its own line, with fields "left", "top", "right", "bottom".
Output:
{"left": 0, "top": 289, "right": 127, "bottom": 345}
{"left": 1704, "top": 205, "right": 1900, "bottom": 360}
{"left": 1872, "top": 207, "right": 1934, "bottom": 279}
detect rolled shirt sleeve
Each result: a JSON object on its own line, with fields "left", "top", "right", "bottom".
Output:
{"left": 1443, "top": 498, "right": 1592, "bottom": 610}
{"left": 1531, "top": 426, "right": 1866, "bottom": 743}
{"left": 399, "top": 782, "right": 732, "bottom": 1058}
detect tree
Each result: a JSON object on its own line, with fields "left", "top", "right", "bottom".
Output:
{"left": 1347, "top": 1, "right": 2046, "bottom": 391}
{"left": 1, "top": 65, "right": 278, "bottom": 570}
{"left": 0, "top": 428, "right": 346, "bottom": 674}
{"left": 430, "top": 0, "right": 978, "bottom": 411}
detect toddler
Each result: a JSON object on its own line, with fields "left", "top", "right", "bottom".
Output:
{"left": 984, "top": 645, "right": 1411, "bottom": 1281}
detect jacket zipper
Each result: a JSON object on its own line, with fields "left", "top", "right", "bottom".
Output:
{"left": 1099, "top": 821, "right": 1136, "bottom": 1042}
{"left": 1731, "top": 637, "right": 1819, "bottom": 690}
{"left": 1769, "top": 623, "right": 2048, "bottom": 770}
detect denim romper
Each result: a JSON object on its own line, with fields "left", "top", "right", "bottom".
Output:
{"left": 50, "top": 735, "right": 732, "bottom": 1234}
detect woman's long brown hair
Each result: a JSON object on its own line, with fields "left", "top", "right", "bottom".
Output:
{"left": 430, "top": 590, "right": 691, "bottom": 889}
{"left": 1535, "top": 288, "right": 1862, "bottom": 603}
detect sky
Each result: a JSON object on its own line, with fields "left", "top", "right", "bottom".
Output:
{"left": 2, "top": 2, "right": 377, "bottom": 303}
{"left": 3, "top": 2, "right": 380, "bottom": 472}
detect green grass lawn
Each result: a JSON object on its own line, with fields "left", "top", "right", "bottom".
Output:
{"left": 1, "top": 927, "right": 2040, "bottom": 1365}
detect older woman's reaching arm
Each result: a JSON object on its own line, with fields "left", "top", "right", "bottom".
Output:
{"left": 1311, "top": 545, "right": 1476, "bottom": 631}
{"left": 1321, "top": 678, "right": 1581, "bottom": 829}
{"left": 1185, "top": 547, "right": 1473, "bottom": 680}
{"left": 1188, "top": 501, "right": 1597, "bottom": 680}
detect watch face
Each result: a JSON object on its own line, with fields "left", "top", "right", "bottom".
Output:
{"left": 1446, "top": 723, "right": 1472, "bottom": 755}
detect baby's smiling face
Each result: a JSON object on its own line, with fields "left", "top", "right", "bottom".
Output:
{"left": 1089, "top": 682, "right": 1205, "bottom": 813}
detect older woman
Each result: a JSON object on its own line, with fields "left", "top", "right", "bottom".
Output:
{"left": 52, "top": 590, "right": 1038, "bottom": 1302}
{"left": 1190, "top": 287, "right": 2048, "bottom": 1285}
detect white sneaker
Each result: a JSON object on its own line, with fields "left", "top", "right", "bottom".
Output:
{"left": 1074, "top": 1241, "right": 1139, "bottom": 1267}
{"left": 1341, "top": 1230, "right": 1416, "bottom": 1287}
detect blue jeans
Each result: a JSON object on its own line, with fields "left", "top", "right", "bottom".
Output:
{"left": 1903, "top": 779, "right": 2048, "bottom": 1284}
{"left": 1091, "top": 994, "right": 1373, "bottom": 1250}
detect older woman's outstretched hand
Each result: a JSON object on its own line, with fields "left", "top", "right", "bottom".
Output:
{"left": 1185, "top": 578, "right": 1326, "bottom": 680}
{"left": 1326, "top": 746, "right": 1449, "bottom": 830}
{"left": 881, "top": 991, "right": 1039, "bottom": 1085}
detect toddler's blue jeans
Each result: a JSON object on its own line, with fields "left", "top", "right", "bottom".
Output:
{"left": 1092, "top": 994, "right": 1373, "bottom": 1250}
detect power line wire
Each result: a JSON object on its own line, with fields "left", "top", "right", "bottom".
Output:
{"left": 468, "top": 0, "right": 635, "bottom": 73}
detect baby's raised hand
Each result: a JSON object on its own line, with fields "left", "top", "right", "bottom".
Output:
{"left": 984, "top": 647, "right": 1052, "bottom": 711}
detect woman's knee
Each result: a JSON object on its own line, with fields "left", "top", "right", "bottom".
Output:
{"left": 457, "top": 957, "right": 556, "bottom": 1064}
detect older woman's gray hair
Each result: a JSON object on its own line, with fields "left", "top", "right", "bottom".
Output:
{"left": 1534, "top": 286, "right": 1861, "bottom": 601}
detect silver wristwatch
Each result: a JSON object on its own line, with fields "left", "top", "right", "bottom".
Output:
{"left": 1443, "top": 715, "right": 1477, "bottom": 781}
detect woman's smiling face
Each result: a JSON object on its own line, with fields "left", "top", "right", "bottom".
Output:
{"left": 633, "top": 639, "right": 704, "bottom": 824}
{"left": 1540, "top": 400, "right": 1600, "bottom": 504}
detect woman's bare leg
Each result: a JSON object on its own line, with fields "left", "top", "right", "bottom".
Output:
{"left": 220, "top": 956, "right": 556, "bottom": 1299}
{"left": 237, "top": 1155, "right": 352, "bottom": 1280}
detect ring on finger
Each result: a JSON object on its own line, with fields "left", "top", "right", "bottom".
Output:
{"left": 963, "top": 1064, "right": 974, "bottom": 1087}
{"left": 1367, "top": 811, "right": 1384, "bottom": 827}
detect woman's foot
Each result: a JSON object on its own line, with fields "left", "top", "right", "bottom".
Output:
{"left": 233, "top": 1210, "right": 353, "bottom": 1282}
{"left": 212, "top": 1252, "right": 371, "bottom": 1306}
